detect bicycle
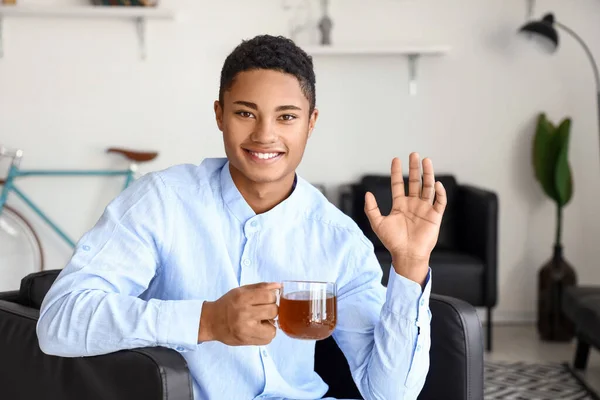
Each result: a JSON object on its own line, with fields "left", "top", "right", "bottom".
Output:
{"left": 0, "top": 145, "right": 159, "bottom": 282}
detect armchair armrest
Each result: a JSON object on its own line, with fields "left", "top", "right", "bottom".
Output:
{"left": 457, "top": 184, "right": 499, "bottom": 307}
{"left": 418, "top": 294, "right": 484, "bottom": 400}
{"left": 0, "top": 299, "right": 193, "bottom": 400}
{"left": 0, "top": 290, "right": 19, "bottom": 302}
{"left": 315, "top": 294, "right": 483, "bottom": 400}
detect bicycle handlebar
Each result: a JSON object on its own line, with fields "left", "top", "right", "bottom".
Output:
{"left": 0, "top": 145, "right": 23, "bottom": 159}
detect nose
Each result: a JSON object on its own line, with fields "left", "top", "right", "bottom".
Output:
{"left": 250, "top": 118, "right": 277, "bottom": 144}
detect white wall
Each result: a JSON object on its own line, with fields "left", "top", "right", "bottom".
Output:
{"left": 1, "top": 0, "right": 600, "bottom": 323}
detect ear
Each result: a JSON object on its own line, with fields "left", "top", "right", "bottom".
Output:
{"left": 307, "top": 108, "right": 319, "bottom": 138}
{"left": 214, "top": 100, "right": 224, "bottom": 131}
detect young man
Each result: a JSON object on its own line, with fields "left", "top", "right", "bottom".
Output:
{"left": 37, "top": 35, "right": 446, "bottom": 400}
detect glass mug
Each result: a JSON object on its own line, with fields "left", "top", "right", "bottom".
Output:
{"left": 274, "top": 280, "right": 337, "bottom": 340}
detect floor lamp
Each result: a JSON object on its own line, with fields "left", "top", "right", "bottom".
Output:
{"left": 518, "top": 13, "right": 600, "bottom": 341}
{"left": 518, "top": 13, "right": 600, "bottom": 145}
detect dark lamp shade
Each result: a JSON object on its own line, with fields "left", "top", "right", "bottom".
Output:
{"left": 519, "top": 13, "right": 559, "bottom": 51}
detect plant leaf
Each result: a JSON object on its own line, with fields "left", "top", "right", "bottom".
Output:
{"left": 554, "top": 117, "right": 573, "bottom": 206}
{"left": 532, "top": 113, "right": 560, "bottom": 201}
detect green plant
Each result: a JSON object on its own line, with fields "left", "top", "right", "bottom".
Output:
{"left": 532, "top": 113, "right": 574, "bottom": 247}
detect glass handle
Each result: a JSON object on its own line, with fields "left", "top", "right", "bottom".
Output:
{"left": 270, "top": 288, "right": 281, "bottom": 328}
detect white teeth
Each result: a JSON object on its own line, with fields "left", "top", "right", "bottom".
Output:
{"left": 250, "top": 151, "right": 280, "bottom": 160}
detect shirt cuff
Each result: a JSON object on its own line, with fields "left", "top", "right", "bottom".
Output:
{"left": 156, "top": 299, "right": 205, "bottom": 351}
{"left": 385, "top": 266, "right": 432, "bottom": 324}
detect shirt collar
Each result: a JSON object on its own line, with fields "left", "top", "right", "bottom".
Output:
{"left": 219, "top": 161, "right": 304, "bottom": 225}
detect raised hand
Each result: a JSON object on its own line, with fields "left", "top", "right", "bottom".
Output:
{"left": 364, "top": 153, "right": 447, "bottom": 286}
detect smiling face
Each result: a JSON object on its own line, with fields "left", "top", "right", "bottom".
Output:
{"left": 215, "top": 68, "right": 318, "bottom": 189}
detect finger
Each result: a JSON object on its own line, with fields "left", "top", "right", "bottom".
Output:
{"left": 242, "top": 282, "right": 282, "bottom": 291}
{"left": 421, "top": 158, "right": 435, "bottom": 204}
{"left": 364, "top": 192, "right": 384, "bottom": 229}
{"left": 433, "top": 181, "right": 447, "bottom": 214}
{"left": 252, "top": 304, "right": 278, "bottom": 321}
{"left": 250, "top": 321, "right": 277, "bottom": 344}
{"left": 408, "top": 152, "right": 421, "bottom": 198}
{"left": 390, "top": 158, "right": 406, "bottom": 208}
{"left": 246, "top": 288, "right": 279, "bottom": 305}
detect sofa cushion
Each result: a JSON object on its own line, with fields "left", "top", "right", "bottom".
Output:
{"left": 375, "top": 248, "right": 485, "bottom": 306}
{"left": 563, "top": 286, "right": 600, "bottom": 321}
{"left": 563, "top": 286, "right": 600, "bottom": 347}
{"left": 360, "top": 174, "right": 459, "bottom": 251}
{"left": 18, "top": 269, "right": 61, "bottom": 310}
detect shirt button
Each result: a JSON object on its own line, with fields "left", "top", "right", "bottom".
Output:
{"left": 262, "top": 349, "right": 268, "bottom": 357}
{"left": 176, "top": 346, "right": 184, "bottom": 351}
{"left": 251, "top": 220, "right": 258, "bottom": 227}
{"left": 420, "top": 299, "right": 424, "bottom": 306}
{"left": 242, "top": 258, "right": 251, "bottom": 267}
{"left": 416, "top": 344, "right": 422, "bottom": 352}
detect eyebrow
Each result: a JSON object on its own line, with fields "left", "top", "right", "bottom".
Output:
{"left": 232, "top": 101, "right": 302, "bottom": 112}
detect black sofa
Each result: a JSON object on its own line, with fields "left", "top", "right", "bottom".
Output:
{"left": 340, "top": 174, "right": 498, "bottom": 352}
{"left": 562, "top": 286, "right": 600, "bottom": 371}
{"left": 0, "top": 269, "right": 484, "bottom": 400}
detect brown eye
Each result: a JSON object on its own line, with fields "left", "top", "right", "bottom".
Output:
{"left": 236, "top": 111, "right": 254, "bottom": 118}
{"left": 280, "top": 114, "right": 297, "bottom": 121}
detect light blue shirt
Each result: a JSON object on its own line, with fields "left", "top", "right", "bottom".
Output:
{"left": 37, "top": 158, "right": 432, "bottom": 400}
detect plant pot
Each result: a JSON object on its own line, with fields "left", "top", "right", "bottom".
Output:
{"left": 537, "top": 245, "right": 577, "bottom": 341}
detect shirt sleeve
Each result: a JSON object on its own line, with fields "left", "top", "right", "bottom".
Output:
{"left": 333, "top": 238, "right": 432, "bottom": 400}
{"left": 36, "top": 172, "right": 205, "bottom": 357}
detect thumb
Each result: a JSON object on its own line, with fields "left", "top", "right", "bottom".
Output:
{"left": 364, "top": 192, "right": 383, "bottom": 230}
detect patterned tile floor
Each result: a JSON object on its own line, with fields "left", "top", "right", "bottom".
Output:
{"left": 484, "top": 360, "right": 595, "bottom": 399}
{"left": 485, "top": 324, "right": 600, "bottom": 397}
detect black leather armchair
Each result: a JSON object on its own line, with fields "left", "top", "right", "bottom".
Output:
{"left": 0, "top": 270, "right": 484, "bottom": 400}
{"left": 563, "top": 286, "right": 600, "bottom": 371}
{"left": 340, "top": 174, "right": 499, "bottom": 351}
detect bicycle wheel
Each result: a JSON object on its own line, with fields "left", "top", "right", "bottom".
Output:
{"left": 0, "top": 205, "right": 44, "bottom": 292}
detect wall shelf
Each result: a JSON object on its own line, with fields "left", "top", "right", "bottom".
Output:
{"left": 0, "top": 5, "right": 176, "bottom": 59}
{"left": 304, "top": 45, "right": 451, "bottom": 95}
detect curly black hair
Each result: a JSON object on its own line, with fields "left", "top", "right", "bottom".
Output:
{"left": 219, "top": 34, "right": 316, "bottom": 113}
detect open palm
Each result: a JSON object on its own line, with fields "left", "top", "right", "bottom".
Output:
{"left": 364, "top": 153, "right": 447, "bottom": 283}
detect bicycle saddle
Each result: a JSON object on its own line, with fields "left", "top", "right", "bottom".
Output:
{"left": 106, "top": 147, "right": 158, "bottom": 163}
